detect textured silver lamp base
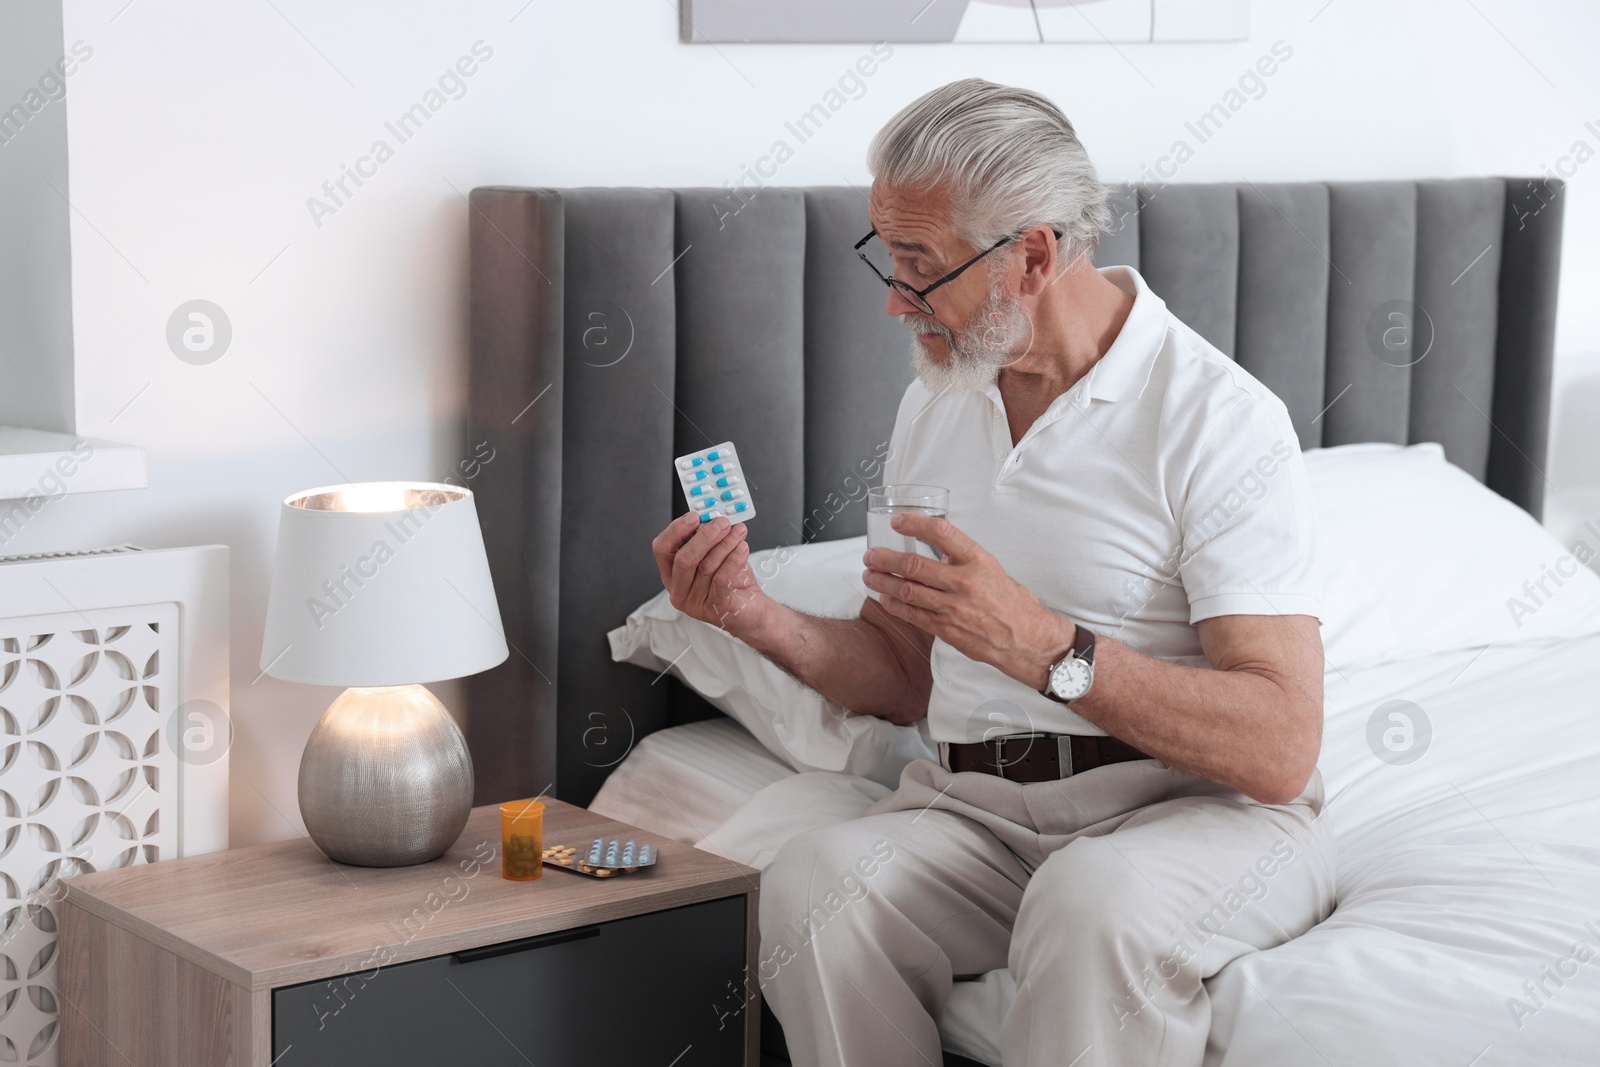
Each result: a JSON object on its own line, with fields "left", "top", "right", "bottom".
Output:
{"left": 297, "top": 684, "right": 475, "bottom": 867}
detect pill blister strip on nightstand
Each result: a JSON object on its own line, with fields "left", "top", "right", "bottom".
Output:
{"left": 675, "top": 442, "right": 755, "bottom": 524}
{"left": 541, "top": 838, "right": 658, "bottom": 878}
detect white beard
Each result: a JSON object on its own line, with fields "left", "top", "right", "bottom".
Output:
{"left": 904, "top": 273, "right": 1033, "bottom": 395}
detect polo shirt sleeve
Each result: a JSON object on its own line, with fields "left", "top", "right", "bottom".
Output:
{"left": 1175, "top": 392, "right": 1322, "bottom": 624}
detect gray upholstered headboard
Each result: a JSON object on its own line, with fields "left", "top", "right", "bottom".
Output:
{"left": 464, "top": 178, "right": 1564, "bottom": 807}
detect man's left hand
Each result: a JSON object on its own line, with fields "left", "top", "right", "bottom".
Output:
{"left": 863, "top": 511, "right": 1075, "bottom": 690}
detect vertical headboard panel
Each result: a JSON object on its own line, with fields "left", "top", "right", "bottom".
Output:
{"left": 1411, "top": 179, "right": 1505, "bottom": 483}
{"left": 557, "top": 189, "right": 681, "bottom": 799}
{"left": 1235, "top": 183, "right": 1331, "bottom": 450}
{"left": 467, "top": 178, "right": 1563, "bottom": 807}
{"left": 465, "top": 187, "right": 564, "bottom": 804}
{"left": 1490, "top": 177, "right": 1565, "bottom": 517}
{"left": 801, "top": 188, "right": 915, "bottom": 543}
{"left": 673, "top": 190, "right": 809, "bottom": 554}
{"left": 1137, "top": 183, "right": 1241, "bottom": 357}
{"left": 1324, "top": 182, "right": 1417, "bottom": 446}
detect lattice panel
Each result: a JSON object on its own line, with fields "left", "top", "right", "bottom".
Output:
{"left": 0, "top": 605, "right": 178, "bottom": 1066}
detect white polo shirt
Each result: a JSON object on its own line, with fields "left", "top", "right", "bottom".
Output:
{"left": 882, "top": 265, "right": 1322, "bottom": 743}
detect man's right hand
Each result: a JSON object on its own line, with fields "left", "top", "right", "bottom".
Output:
{"left": 649, "top": 511, "right": 932, "bottom": 724}
{"left": 651, "top": 512, "right": 770, "bottom": 634}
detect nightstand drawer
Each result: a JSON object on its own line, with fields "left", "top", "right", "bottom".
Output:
{"left": 273, "top": 894, "right": 748, "bottom": 1065}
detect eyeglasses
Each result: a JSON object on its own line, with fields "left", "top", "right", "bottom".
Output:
{"left": 853, "top": 226, "right": 1063, "bottom": 315}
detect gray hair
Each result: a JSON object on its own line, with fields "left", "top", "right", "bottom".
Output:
{"left": 867, "top": 79, "right": 1113, "bottom": 265}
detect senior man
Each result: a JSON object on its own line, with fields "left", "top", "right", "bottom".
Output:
{"left": 650, "top": 79, "right": 1335, "bottom": 1067}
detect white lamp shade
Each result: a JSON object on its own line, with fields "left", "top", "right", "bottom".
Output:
{"left": 260, "top": 482, "right": 509, "bottom": 686}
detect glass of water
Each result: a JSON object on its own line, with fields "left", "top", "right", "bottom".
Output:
{"left": 865, "top": 485, "right": 949, "bottom": 601}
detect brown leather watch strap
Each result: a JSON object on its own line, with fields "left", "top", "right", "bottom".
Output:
{"left": 1042, "top": 622, "right": 1095, "bottom": 700}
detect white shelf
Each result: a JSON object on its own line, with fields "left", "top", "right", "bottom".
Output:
{"left": 0, "top": 426, "right": 147, "bottom": 500}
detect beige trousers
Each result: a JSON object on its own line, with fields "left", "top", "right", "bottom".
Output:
{"left": 759, "top": 758, "right": 1337, "bottom": 1067}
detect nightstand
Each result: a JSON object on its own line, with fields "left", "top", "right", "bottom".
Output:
{"left": 59, "top": 799, "right": 761, "bottom": 1065}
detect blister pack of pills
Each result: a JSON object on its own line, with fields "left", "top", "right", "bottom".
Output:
{"left": 675, "top": 442, "right": 755, "bottom": 525}
{"left": 541, "top": 837, "right": 658, "bottom": 878}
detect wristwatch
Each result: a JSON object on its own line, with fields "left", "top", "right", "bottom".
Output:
{"left": 1042, "top": 623, "right": 1095, "bottom": 704}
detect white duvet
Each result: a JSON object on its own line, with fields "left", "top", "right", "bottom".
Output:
{"left": 593, "top": 633, "right": 1600, "bottom": 1066}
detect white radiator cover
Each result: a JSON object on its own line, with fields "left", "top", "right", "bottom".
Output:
{"left": 0, "top": 545, "right": 228, "bottom": 1065}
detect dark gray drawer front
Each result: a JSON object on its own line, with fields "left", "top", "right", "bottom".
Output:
{"left": 273, "top": 894, "right": 747, "bottom": 1066}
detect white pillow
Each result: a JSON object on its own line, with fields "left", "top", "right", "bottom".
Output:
{"left": 606, "top": 537, "right": 937, "bottom": 787}
{"left": 1306, "top": 442, "right": 1600, "bottom": 667}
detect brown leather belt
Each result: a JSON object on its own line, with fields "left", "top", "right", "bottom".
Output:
{"left": 941, "top": 733, "right": 1152, "bottom": 782}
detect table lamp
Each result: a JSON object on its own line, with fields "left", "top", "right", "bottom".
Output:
{"left": 259, "top": 481, "right": 508, "bottom": 867}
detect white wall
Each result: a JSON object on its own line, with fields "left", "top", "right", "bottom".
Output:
{"left": 20, "top": 0, "right": 1599, "bottom": 847}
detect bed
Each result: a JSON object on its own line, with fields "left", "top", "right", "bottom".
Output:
{"left": 590, "top": 637, "right": 1600, "bottom": 1064}
{"left": 462, "top": 178, "right": 1595, "bottom": 1065}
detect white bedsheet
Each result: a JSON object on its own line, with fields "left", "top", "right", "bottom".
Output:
{"left": 589, "top": 717, "right": 793, "bottom": 844}
{"left": 591, "top": 636, "right": 1600, "bottom": 1065}
{"left": 1200, "top": 634, "right": 1600, "bottom": 1067}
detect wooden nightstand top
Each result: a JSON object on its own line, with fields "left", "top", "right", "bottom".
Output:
{"left": 61, "top": 798, "right": 759, "bottom": 992}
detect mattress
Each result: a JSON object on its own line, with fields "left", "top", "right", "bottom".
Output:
{"left": 590, "top": 635, "right": 1600, "bottom": 1065}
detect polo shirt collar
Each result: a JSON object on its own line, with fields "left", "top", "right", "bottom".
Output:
{"left": 1080, "top": 265, "right": 1166, "bottom": 404}
{"left": 979, "top": 265, "right": 1166, "bottom": 414}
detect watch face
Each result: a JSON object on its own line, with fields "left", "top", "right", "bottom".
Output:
{"left": 1050, "top": 657, "right": 1092, "bottom": 701}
